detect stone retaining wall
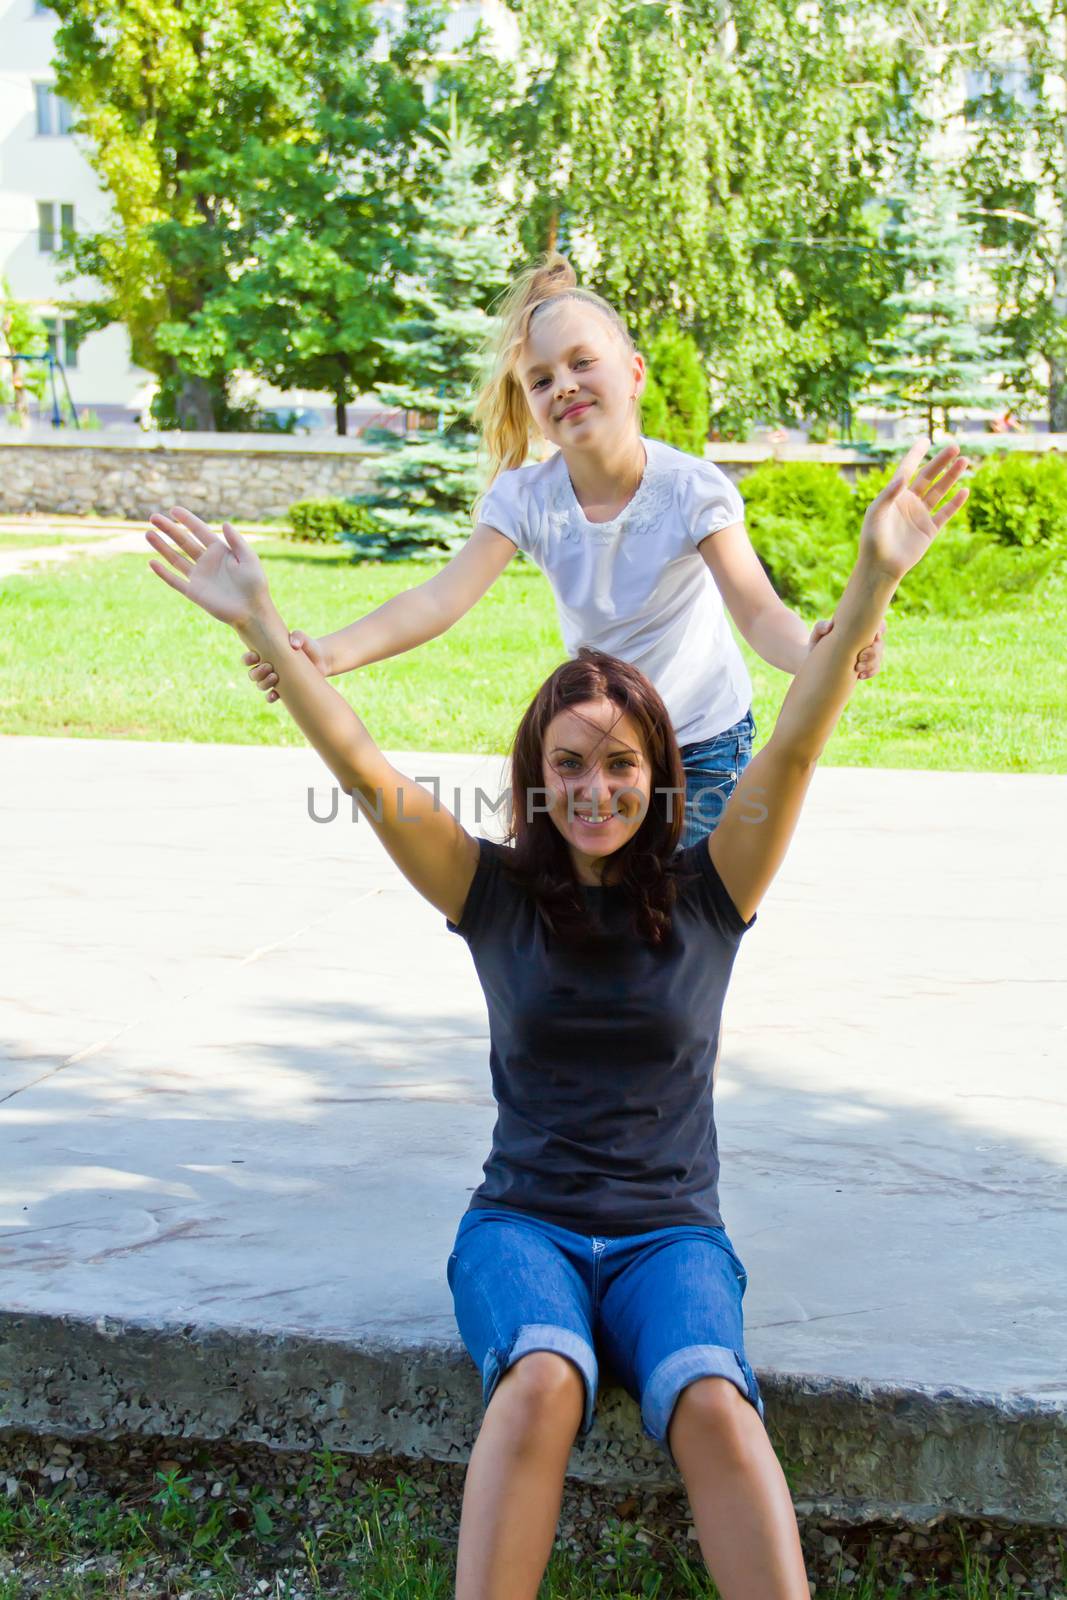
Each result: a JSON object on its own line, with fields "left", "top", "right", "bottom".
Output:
{"left": 0, "top": 430, "right": 893, "bottom": 522}
{"left": 1, "top": 429, "right": 1059, "bottom": 523}
{"left": 0, "top": 433, "right": 383, "bottom": 522}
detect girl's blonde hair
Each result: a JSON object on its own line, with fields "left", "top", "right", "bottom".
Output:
{"left": 470, "top": 251, "right": 637, "bottom": 523}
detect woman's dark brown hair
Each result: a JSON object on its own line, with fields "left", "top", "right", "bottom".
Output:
{"left": 504, "top": 648, "right": 688, "bottom": 946}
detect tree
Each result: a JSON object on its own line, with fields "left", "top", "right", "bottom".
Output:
{"left": 150, "top": 5, "right": 448, "bottom": 435}
{"left": 348, "top": 96, "right": 520, "bottom": 558}
{"left": 948, "top": 0, "right": 1066, "bottom": 426}
{"left": 639, "top": 320, "right": 710, "bottom": 455}
{"left": 0, "top": 279, "right": 48, "bottom": 427}
{"left": 46, "top": 0, "right": 445, "bottom": 430}
{"left": 442, "top": 0, "right": 911, "bottom": 437}
{"left": 861, "top": 184, "right": 1014, "bottom": 434}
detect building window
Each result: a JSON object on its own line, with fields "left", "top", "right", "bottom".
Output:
{"left": 34, "top": 84, "right": 74, "bottom": 136}
{"left": 37, "top": 202, "right": 54, "bottom": 252}
{"left": 37, "top": 202, "right": 75, "bottom": 253}
{"left": 41, "top": 316, "right": 80, "bottom": 370}
{"left": 964, "top": 61, "right": 1039, "bottom": 121}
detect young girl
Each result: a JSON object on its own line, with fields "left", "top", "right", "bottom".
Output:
{"left": 235, "top": 251, "right": 885, "bottom": 845}
{"left": 146, "top": 435, "right": 968, "bottom": 1600}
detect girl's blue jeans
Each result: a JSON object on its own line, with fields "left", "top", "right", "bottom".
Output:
{"left": 678, "top": 707, "right": 756, "bottom": 848}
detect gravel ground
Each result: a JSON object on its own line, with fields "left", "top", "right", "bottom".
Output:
{"left": 1, "top": 1432, "right": 1064, "bottom": 1598}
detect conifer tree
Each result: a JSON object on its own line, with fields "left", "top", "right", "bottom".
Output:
{"left": 639, "top": 319, "right": 710, "bottom": 456}
{"left": 349, "top": 95, "right": 518, "bottom": 559}
{"left": 862, "top": 185, "right": 1013, "bottom": 435}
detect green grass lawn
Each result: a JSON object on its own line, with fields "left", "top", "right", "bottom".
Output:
{"left": 0, "top": 532, "right": 106, "bottom": 549}
{"left": 0, "top": 538, "right": 1063, "bottom": 771}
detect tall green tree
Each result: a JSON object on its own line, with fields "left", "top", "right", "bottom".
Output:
{"left": 948, "top": 1, "right": 1065, "bottom": 426}
{"left": 47, "top": 0, "right": 445, "bottom": 430}
{"left": 861, "top": 184, "right": 1013, "bottom": 433}
{"left": 349, "top": 97, "right": 519, "bottom": 558}
{"left": 150, "top": 5, "right": 447, "bottom": 435}
{"left": 442, "top": 0, "right": 911, "bottom": 437}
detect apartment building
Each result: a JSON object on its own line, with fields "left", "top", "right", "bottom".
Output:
{"left": 0, "top": 0, "right": 517, "bottom": 429}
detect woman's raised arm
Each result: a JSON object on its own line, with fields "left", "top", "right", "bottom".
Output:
{"left": 146, "top": 510, "right": 479, "bottom": 923}
{"left": 708, "top": 439, "right": 971, "bottom": 925}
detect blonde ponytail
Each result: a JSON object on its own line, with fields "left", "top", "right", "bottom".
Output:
{"left": 470, "top": 250, "right": 636, "bottom": 525}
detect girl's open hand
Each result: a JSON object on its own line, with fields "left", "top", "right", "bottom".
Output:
{"left": 860, "top": 438, "right": 971, "bottom": 581}
{"left": 146, "top": 507, "right": 271, "bottom": 628}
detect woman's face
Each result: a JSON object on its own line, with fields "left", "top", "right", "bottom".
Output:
{"left": 540, "top": 697, "right": 652, "bottom": 879}
{"left": 516, "top": 300, "right": 645, "bottom": 450}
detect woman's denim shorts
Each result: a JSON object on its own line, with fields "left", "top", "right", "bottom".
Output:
{"left": 678, "top": 707, "right": 756, "bottom": 848}
{"left": 447, "top": 1206, "right": 764, "bottom": 1469}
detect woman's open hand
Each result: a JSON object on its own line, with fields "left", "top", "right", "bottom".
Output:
{"left": 146, "top": 507, "right": 271, "bottom": 628}
{"left": 860, "top": 438, "right": 971, "bottom": 582}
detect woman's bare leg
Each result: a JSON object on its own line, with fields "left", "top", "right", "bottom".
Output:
{"left": 669, "top": 1376, "right": 809, "bottom": 1600}
{"left": 455, "top": 1350, "right": 586, "bottom": 1600}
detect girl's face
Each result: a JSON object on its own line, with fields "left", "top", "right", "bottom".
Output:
{"left": 540, "top": 697, "right": 652, "bottom": 880}
{"left": 516, "top": 300, "right": 645, "bottom": 450}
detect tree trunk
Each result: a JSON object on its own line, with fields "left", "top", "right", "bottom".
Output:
{"left": 546, "top": 206, "right": 558, "bottom": 253}
{"left": 1050, "top": 361, "right": 1067, "bottom": 430}
{"left": 174, "top": 371, "right": 217, "bottom": 431}
{"left": 1053, "top": 102, "right": 1067, "bottom": 430}
{"left": 335, "top": 395, "right": 348, "bottom": 435}
{"left": 1050, "top": 255, "right": 1067, "bottom": 429}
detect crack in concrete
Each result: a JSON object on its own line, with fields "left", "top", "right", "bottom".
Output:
{"left": 750, "top": 1304, "right": 898, "bottom": 1331}
{"left": 86, "top": 1218, "right": 224, "bottom": 1262}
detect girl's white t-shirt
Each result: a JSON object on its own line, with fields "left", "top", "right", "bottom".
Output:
{"left": 477, "top": 435, "right": 752, "bottom": 746}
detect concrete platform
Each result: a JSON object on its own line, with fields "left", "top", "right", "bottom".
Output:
{"left": 1, "top": 735, "right": 1065, "bottom": 1526}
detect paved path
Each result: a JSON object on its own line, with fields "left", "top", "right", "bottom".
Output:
{"left": 0, "top": 518, "right": 275, "bottom": 580}
{"left": 1, "top": 737, "right": 1065, "bottom": 1517}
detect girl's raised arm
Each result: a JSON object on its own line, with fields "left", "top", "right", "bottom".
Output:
{"left": 245, "top": 521, "right": 518, "bottom": 700}
{"left": 146, "top": 511, "right": 479, "bottom": 924}
{"left": 708, "top": 439, "right": 970, "bottom": 925}
{"left": 321, "top": 521, "right": 518, "bottom": 674}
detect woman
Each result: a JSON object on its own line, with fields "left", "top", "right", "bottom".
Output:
{"left": 146, "top": 436, "right": 969, "bottom": 1600}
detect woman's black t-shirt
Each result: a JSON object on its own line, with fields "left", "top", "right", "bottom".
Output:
{"left": 446, "top": 836, "right": 756, "bottom": 1236}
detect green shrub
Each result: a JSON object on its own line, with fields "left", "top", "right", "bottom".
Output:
{"left": 737, "top": 456, "right": 1063, "bottom": 619}
{"left": 639, "top": 319, "right": 709, "bottom": 456}
{"left": 893, "top": 524, "right": 1062, "bottom": 616}
{"left": 744, "top": 512, "right": 854, "bottom": 616}
{"left": 739, "top": 460, "right": 856, "bottom": 542}
{"left": 739, "top": 462, "right": 860, "bottom": 614}
{"left": 965, "top": 452, "right": 1067, "bottom": 548}
{"left": 286, "top": 498, "right": 377, "bottom": 542}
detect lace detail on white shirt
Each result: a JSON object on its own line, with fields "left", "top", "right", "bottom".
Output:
{"left": 548, "top": 459, "right": 677, "bottom": 545}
